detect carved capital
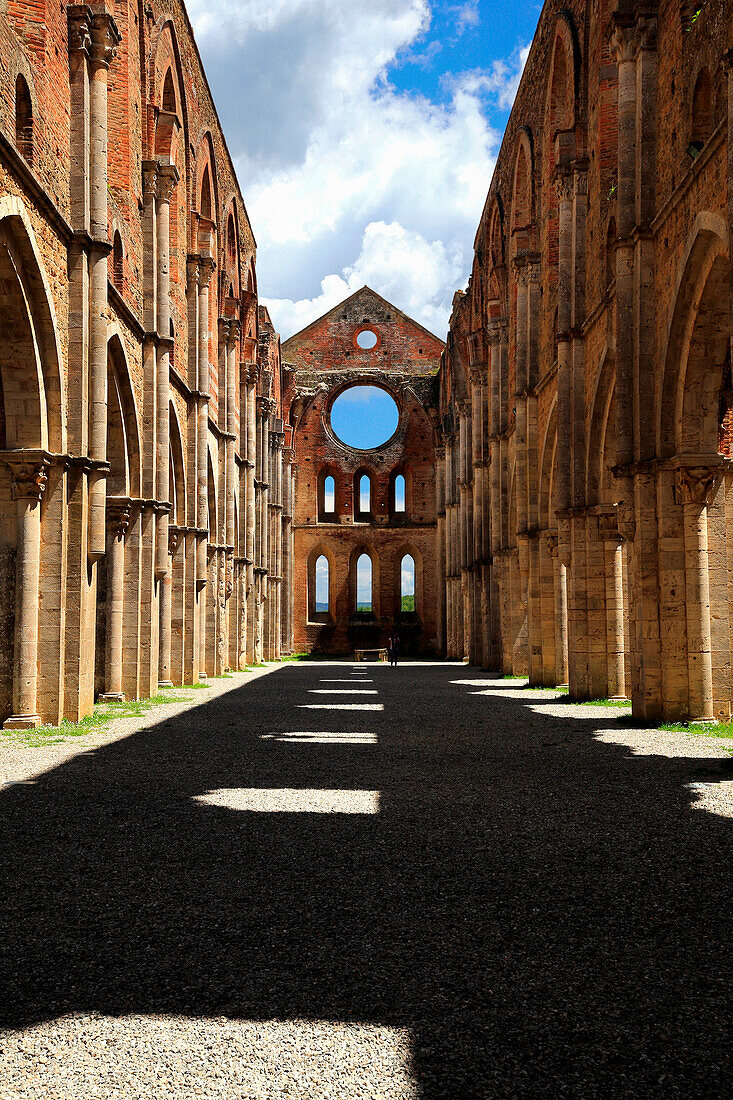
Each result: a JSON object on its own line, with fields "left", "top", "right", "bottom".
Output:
{"left": 598, "top": 512, "right": 621, "bottom": 543}
{"left": 107, "top": 499, "right": 131, "bottom": 537}
{"left": 3, "top": 452, "right": 50, "bottom": 502}
{"left": 90, "top": 11, "right": 121, "bottom": 68}
{"left": 617, "top": 499, "right": 636, "bottom": 542}
{"left": 554, "top": 167, "right": 574, "bottom": 204}
{"left": 545, "top": 532, "right": 558, "bottom": 559}
{"left": 198, "top": 256, "right": 216, "bottom": 287}
{"left": 610, "top": 23, "right": 636, "bottom": 65}
{"left": 168, "top": 525, "right": 182, "bottom": 556}
{"left": 486, "top": 318, "right": 508, "bottom": 345}
{"left": 156, "top": 162, "right": 180, "bottom": 203}
{"left": 67, "top": 5, "right": 93, "bottom": 56}
{"left": 674, "top": 466, "right": 722, "bottom": 508}
{"left": 142, "top": 160, "right": 159, "bottom": 198}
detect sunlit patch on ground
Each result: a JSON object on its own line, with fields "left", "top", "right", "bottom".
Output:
{"left": 308, "top": 689, "right": 378, "bottom": 695}
{"left": 193, "top": 788, "right": 380, "bottom": 814}
{"left": 261, "top": 731, "right": 378, "bottom": 744}
{"left": 686, "top": 780, "right": 733, "bottom": 818}
{"left": 0, "top": 1015, "right": 416, "bottom": 1099}
{"left": 297, "top": 703, "right": 384, "bottom": 711}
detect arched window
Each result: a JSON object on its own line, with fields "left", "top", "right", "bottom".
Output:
{"left": 227, "top": 213, "right": 236, "bottom": 266}
{"left": 356, "top": 553, "right": 372, "bottom": 613}
{"left": 315, "top": 555, "right": 329, "bottom": 613}
{"left": 200, "top": 165, "right": 213, "bottom": 220}
{"left": 394, "top": 473, "right": 406, "bottom": 513}
{"left": 15, "top": 75, "right": 32, "bottom": 163}
{"left": 355, "top": 471, "right": 372, "bottom": 517}
{"left": 400, "top": 554, "right": 415, "bottom": 612}
{"left": 690, "top": 68, "right": 712, "bottom": 157}
{"left": 318, "top": 470, "right": 337, "bottom": 519}
{"left": 324, "top": 475, "right": 335, "bottom": 512}
{"left": 112, "top": 231, "right": 123, "bottom": 290}
{"left": 162, "top": 68, "right": 176, "bottom": 114}
{"left": 605, "top": 217, "right": 616, "bottom": 288}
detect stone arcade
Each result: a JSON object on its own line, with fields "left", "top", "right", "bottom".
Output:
{"left": 0, "top": 0, "right": 294, "bottom": 727}
{"left": 438, "top": 0, "right": 733, "bottom": 723}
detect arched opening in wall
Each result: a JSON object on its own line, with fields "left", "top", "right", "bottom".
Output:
{"left": 690, "top": 68, "right": 712, "bottom": 158}
{"left": 355, "top": 552, "right": 373, "bottom": 613}
{"left": 15, "top": 75, "right": 33, "bottom": 164}
{"left": 227, "top": 212, "right": 236, "bottom": 269}
{"left": 400, "top": 554, "right": 415, "bottom": 613}
{"left": 330, "top": 385, "right": 399, "bottom": 450}
{"left": 162, "top": 67, "right": 177, "bottom": 114}
{"left": 200, "top": 165, "right": 213, "bottom": 220}
{"left": 393, "top": 472, "right": 406, "bottom": 514}
{"left": 659, "top": 221, "right": 731, "bottom": 718}
{"left": 354, "top": 470, "right": 373, "bottom": 520}
{"left": 112, "top": 231, "right": 123, "bottom": 291}
{"left": 315, "top": 555, "right": 329, "bottom": 613}
{"left": 318, "top": 469, "right": 337, "bottom": 520}
{"left": 605, "top": 217, "right": 616, "bottom": 289}
{"left": 307, "top": 546, "right": 333, "bottom": 623}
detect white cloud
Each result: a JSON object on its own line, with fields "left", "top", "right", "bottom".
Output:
{"left": 187, "top": 1, "right": 527, "bottom": 340}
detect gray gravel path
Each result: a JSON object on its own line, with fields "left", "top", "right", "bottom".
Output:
{"left": 1, "top": 661, "right": 732, "bottom": 1098}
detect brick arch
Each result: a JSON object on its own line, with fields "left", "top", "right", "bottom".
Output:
{"left": 317, "top": 464, "right": 340, "bottom": 519}
{"left": 169, "top": 401, "right": 186, "bottom": 524}
{"left": 0, "top": 197, "right": 65, "bottom": 453}
{"left": 353, "top": 466, "right": 375, "bottom": 518}
{"left": 107, "top": 330, "right": 142, "bottom": 498}
{"left": 3, "top": 50, "right": 39, "bottom": 161}
{"left": 221, "top": 199, "right": 241, "bottom": 308}
{"left": 511, "top": 129, "right": 535, "bottom": 254}
{"left": 544, "top": 14, "right": 579, "bottom": 144}
{"left": 658, "top": 215, "right": 730, "bottom": 458}
{"left": 148, "top": 20, "right": 190, "bottom": 168}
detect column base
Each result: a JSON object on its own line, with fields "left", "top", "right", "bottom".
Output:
{"left": 689, "top": 716, "right": 717, "bottom": 726}
{"left": 158, "top": 680, "right": 174, "bottom": 689}
{"left": 99, "top": 693, "right": 125, "bottom": 703}
{"left": 3, "top": 714, "right": 41, "bottom": 729}
{"left": 199, "top": 672, "right": 208, "bottom": 680}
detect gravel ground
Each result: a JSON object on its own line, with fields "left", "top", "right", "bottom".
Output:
{"left": 1, "top": 661, "right": 732, "bottom": 1098}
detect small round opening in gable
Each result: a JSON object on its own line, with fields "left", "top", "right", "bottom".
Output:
{"left": 330, "top": 385, "right": 399, "bottom": 450}
{"left": 356, "top": 329, "right": 378, "bottom": 349}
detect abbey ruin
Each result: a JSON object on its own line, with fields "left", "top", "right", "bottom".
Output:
{"left": 0, "top": 0, "right": 731, "bottom": 727}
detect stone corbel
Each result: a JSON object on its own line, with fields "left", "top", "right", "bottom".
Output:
{"left": 106, "top": 496, "right": 132, "bottom": 537}
{"left": 156, "top": 161, "right": 180, "bottom": 203}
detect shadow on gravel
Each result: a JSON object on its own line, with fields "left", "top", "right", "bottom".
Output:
{"left": 1, "top": 661, "right": 732, "bottom": 1097}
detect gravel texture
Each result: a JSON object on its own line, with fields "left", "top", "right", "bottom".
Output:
{"left": 1, "top": 661, "right": 732, "bottom": 1098}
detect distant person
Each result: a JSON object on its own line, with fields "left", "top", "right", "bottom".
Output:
{"left": 387, "top": 634, "right": 400, "bottom": 667}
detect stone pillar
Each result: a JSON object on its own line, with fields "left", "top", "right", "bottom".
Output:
{"left": 282, "top": 445, "right": 294, "bottom": 656}
{"left": 599, "top": 513, "right": 626, "bottom": 700}
{"left": 675, "top": 465, "right": 722, "bottom": 721}
{"left": 155, "top": 164, "right": 179, "bottom": 580}
{"left": 547, "top": 534, "right": 568, "bottom": 686}
{"left": 3, "top": 453, "right": 49, "bottom": 728}
{"left": 555, "top": 169, "right": 574, "bottom": 516}
{"left": 100, "top": 499, "right": 131, "bottom": 701}
{"left": 197, "top": 258, "right": 214, "bottom": 585}
{"left": 88, "top": 11, "right": 120, "bottom": 559}
{"left": 245, "top": 368, "right": 258, "bottom": 664}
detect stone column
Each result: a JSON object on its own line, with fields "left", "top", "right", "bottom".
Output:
{"left": 282, "top": 445, "right": 294, "bottom": 656}
{"left": 197, "top": 258, "right": 214, "bottom": 586}
{"left": 155, "top": 164, "right": 179, "bottom": 580}
{"left": 599, "top": 513, "right": 626, "bottom": 700}
{"left": 675, "top": 465, "right": 722, "bottom": 721}
{"left": 160, "top": 525, "right": 182, "bottom": 688}
{"left": 245, "top": 368, "right": 258, "bottom": 664}
{"left": 555, "top": 169, "right": 574, "bottom": 516}
{"left": 3, "top": 453, "right": 49, "bottom": 729}
{"left": 88, "top": 11, "right": 121, "bottom": 559}
{"left": 101, "top": 499, "right": 131, "bottom": 701}
{"left": 547, "top": 534, "right": 568, "bottom": 686}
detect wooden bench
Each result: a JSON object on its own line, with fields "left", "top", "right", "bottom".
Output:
{"left": 354, "top": 648, "right": 388, "bottom": 662}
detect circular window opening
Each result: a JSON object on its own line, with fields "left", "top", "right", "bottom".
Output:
{"left": 356, "top": 329, "right": 378, "bottom": 349}
{"left": 330, "top": 385, "right": 399, "bottom": 450}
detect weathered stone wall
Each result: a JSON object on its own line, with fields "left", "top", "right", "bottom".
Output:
{"left": 0, "top": 0, "right": 291, "bottom": 728}
{"left": 287, "top": 287, "right": 442, "bottom": 656}
{"left": 440, "top": 0, "right": 733, "bottom": 723}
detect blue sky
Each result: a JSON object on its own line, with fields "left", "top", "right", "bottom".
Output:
{"left": 187, "top": 0, "right": 541, "bottom": 339}
{"left": 331, "top": 386, "right": 400, "bottom": 450}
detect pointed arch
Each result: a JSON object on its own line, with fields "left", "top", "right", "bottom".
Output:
{"left": 586, "top": 350, "right": 616, "bottom": 506}
{"left": 393, "top": 542, "right": 423, "bottom": 618}
{"left": 658, "top": 215, "right": 730, "bottom": 458}
{"left": 0, "top": 196, "right": 65, "bottom": 453}
{"left": 538, "top": 397, "right": 558, "bottom": 530}
{"left": 169, "top": 401, "right": 186, "bottom": 524}
{"left": 511, "top": 129, "right": 535, "bottom": 254}
{"left": 307, "top": 542, "right": 335, "bottom": 621}
{"left": 349, "top": 544, "right": 380, "bottom": 617}
{"left": 107, "top": 329, "right": 142, "bottom": 498}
